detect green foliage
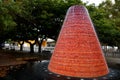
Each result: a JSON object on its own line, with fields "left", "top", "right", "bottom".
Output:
{"left": 87, "top": 0, "right": 120, "bottom": 46}
{"left": 0, "top": 0, "right": 120, "bottom": 47}
{"left": 12, "top": 0, "right": 83, "bottom": 41}
{"left": 0, "top": 2, "right": 16, "bottom": 44}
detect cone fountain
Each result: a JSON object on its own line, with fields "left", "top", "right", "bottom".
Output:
{"left": 47, "top": 5, "right": 120, "bottom": 79}
{"left": 48, "top": 5, "right": 109, "bottom": 78}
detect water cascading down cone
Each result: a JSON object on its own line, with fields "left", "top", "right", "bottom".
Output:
{"left": 48, "top": 5, "right": 109, "bottom": 78}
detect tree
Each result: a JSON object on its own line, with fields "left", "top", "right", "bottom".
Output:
{"left": 10, "top": 0, "right": 84, "bottom": 53}
{"left": 0, "top": 1, "right": 16, "bottom": 49}
{"left": 111, "top": 0, "right": 120, "bottom": 49}
{"left": 86, "top": 0, "right": 120, "bottom": 47}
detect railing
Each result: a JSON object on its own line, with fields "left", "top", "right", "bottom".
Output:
{"left": 4, "top": 45, "right": 120, "bottom": 58}
{"left": 5, "top": 46, "right": 55, "bottom": 53}
{"left": 104, "top": 50, "right": 120, "bottom": 58}
{"left": 44, "top": 47, "right": 54, "bottom": 53}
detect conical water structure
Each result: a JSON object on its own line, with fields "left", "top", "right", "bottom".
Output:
{"left": 48, "top": 5, "right": 109, "bottom": 78}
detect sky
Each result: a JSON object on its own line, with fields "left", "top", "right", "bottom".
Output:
{"left": 82, "top": 0, "right": 115, "bottom": 6}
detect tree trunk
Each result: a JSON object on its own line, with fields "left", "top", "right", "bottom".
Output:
{"left": 30, "top": 44, "right": 34, "bottom": 53}
{"left": 38, "top": 38, "right": 44, "bottom": 53}
{"left": 25, "top": 40, "right": 36, "bottom": 53}
{"left": 18, "top": 41, "right": 24, "bottom": 51}
{"left": 0, "top": 42, "right": 3, "bottom": 49}
{"left": 38, "top": 43, "right": 42, "bottom": 53}
{"left": 118, "top": 46, "right": 120, "bottom": 52}
{"left": 20, "top": 44, "right": 23, "bottom": 51}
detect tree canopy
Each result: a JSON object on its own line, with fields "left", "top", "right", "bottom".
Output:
{"left": 0, "top": 0, "right": 120, "bottom": 49}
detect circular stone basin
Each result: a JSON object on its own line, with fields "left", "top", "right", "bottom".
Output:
{"left": 2, "top": 60, "right": 120, "bottom": 80}
{"left": 43, "top": 61, "right": 120, "bottom": 80}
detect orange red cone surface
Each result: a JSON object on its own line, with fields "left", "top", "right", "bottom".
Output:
{"left": 48, "top": 5, "right": 109, "bottom": 78}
